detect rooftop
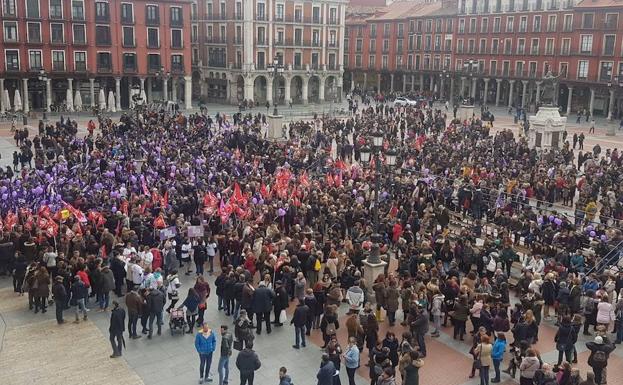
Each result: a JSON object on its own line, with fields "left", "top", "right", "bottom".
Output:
{"left": 575, "top": 0, "right": 623, "bottom": 7}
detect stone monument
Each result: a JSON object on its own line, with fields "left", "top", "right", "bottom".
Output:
{"left": 457, "top": 99, "right": 474, "bottom": 121}
{"left": 267, "top": 114, "right": 284, "bottom": 140}
{"left": 362, "top": 235, "right": 388, "bottom": 297}
{"left": 528, "top": 72, "right": 567, "bottom": 149}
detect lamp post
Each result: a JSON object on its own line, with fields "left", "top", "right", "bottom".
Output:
{"left": 131, "top": 84, "right": 144, "bottom": 121}
{"left": 38, "top": 69, "right": 49, "bottom": 117}
{"left": 267, "top": 57, "right": 284, "bottom": 115}
{"left": 154, "top": 66, "right": 171, "bottom": 102}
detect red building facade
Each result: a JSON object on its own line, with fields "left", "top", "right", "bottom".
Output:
{"left": 345, "top": 0, "right": 623, "bottom": 117}
{"left": 0, "top": 0, "right": 193, "bottom": 113}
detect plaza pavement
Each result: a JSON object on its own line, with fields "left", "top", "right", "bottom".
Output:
{"left": 0, "top": 101, "right": 622, "bottom": 385}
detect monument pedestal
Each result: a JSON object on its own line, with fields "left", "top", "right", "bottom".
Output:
{"left": 267, "top": 114, "right": 284, "bottom": 141}
{"left": 606, "top": 122, "right": 616, "bottom": 136}
{"left": 363, "top": 258, "right": 388, "bottom": 296}
{"left": 458, "top": 104, "right": 474, "bottom": 121}
{"left": 528, "top": 106, "right": 567, "bottom": 149}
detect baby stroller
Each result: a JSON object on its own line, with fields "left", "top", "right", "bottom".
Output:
{"left": 169, "top": 308, "right": 187, "bottom": 335}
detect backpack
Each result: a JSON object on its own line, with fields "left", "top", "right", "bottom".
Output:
{"left": 592, "top": 350, "right": 607, "bottom": 365}
{"left": 326, "top": 321, "right": 336, "bottom": 335}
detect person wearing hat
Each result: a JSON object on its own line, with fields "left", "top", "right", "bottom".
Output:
{"left": 51, "top": 275, "right": 67, "bottom": 324}
{"left": 586, "top": 335, "right": 615, "bottom": 384}
{"left": 109, "top": 301, "right": 126, "bottom": 358}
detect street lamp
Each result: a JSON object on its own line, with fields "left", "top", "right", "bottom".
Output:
{"left": 267, "top": 57, "right": 284, "bottom": 115}
{"left": 359, "top": 132, "right": 399, "bottom": 264}
{"left": 155, "top": 66, "right": 171, "bottom": 102}
{"left": 38, "top": 70, "right": 49, "bottom": 116}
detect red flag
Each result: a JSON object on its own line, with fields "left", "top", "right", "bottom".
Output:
{"left": 160, "top": 191, "right": 169, "bottom": 208}
{"left": 115, "top": 220, "right": 122, "bottom": 236}
{"left": 120, "top": 200, "right": 129, "bottom": 215}
{"left": 326, "top": 173, "right": 334, "bottom": 187}
{"left": 203, "top": 192, "right": 218, "bottom": 208}
{"left": 5, "top": 211, "right": 17, "bottom": 230}
{"left": 334, "top": 171, "right": 343, "bottom": 188}
{"left": 37, "top": 205, "right": 51, "bottom": 219}
{"left": 233, "top": 183, "right": 247, "bottom": 205}
{"left": 335, "top": 159, "right": 347, "bottom": 171}
{"left": 141, "top": 180, "right": 149, "bottom": 195}
{"left": 299, "top": 171, "right": 310, "bottom": 188}
{"left": 139, "top": 201, "right": 148, "bottom": 215}
{"left": 61, "top": 201, "right": 87, "bottom": 223}
{"left": 260, "top": 183, "right": 270, "bottom": 199}
{"left": 153, "top": 215, "right": 166, "bottom": 229}
{"left": 218, "top": 199, "right": 230, "bottom": 224}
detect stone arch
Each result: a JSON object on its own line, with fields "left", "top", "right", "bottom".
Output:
{"left": 290, "top": 75, "right": 304, "bottom": 104}
{"left": 324, "top": 75, "right": 338, "bottom": 102}
{"left": 235, "top": 75, "right": 244, "bottom": 102}
{"left": 191, "top": 70, "right": 202, "bottom": 100}
{"left": 308, "top": 76, "right": 320, "bottom": 103}
{"left": 253, "top": 75, "right": 268, "bottom": 104}
{"left": 273, "top": 75, "right": 286, "bottom": 105}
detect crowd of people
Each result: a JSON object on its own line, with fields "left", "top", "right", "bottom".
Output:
{"left": 0, "top": 92, "right": 622, "bottom": 385}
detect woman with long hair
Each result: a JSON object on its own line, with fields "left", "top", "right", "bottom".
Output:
{"left": 178, "top": 287, "right": 200, "bottom": 333}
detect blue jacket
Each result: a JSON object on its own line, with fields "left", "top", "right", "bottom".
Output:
{"left": 195, "top": 330, "right": 217, "bottom": 354}
{"left": 317, "top": 361, "right": 336, "bottom": 385}
{"left": 491, "top": 339, "right": 507, "bottom": 360}
{"left": 344, "top": 345, "right": 360, "bottom": 369}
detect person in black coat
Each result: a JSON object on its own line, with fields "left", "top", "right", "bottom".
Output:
{"left": 146, "top": 287, "right": 166, "bottom": 338}
{"left": 541, "top": 274, "right": 556, "bottom": 319}
{"left": 251, "top": 281, "right": 274, "bottom": 334}
{"left": 273, "top": 280, "right": 289, "bottom": 326}
{"left": 291, "top": 299, "right": 309, "bottom": 349}
{"left": 51, "top": 276, "right": 67, "bottom": 324}
{"left": 316, "top": 353, "right": 336, "bottom": 385}
{"left": 236, "top": 341, "right": 261, "bottom": 385}
{"left": 555, "top": 315, "right": 575, "bottom": 365}
{"left": 109, "top": 301, "right": 126, "bottom": 358}
{"left": 109, "top": 253, "right": 126, "bottom": 297}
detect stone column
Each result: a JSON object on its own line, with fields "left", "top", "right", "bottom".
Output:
{"left": 411, "top": 74, "right": 415, "bottom": 92}
{"left": 508, "top": 80, "right": 515, "bottom": 107}
{"left": 172, "top": 78, "right": 178, "bottom": 102}
{"left": 430, "top": 75, "right": 434, "bottom": 92}
{"left": 22, "top": 78, "right": 29, "bottom": 114}
{"left": 318, "top": 78, "right": 325, "bottom": 103}
{"left": 184, "top": 75, "right": 192, "bottom": 109}
{"left": 115, "top": 77, "right": 121, "bottom": 110}
{"left": 284, "top": 76, "right": 291, "bottom": 105}
{"left": 440, "top": 76, "right": 445, "bottom": 99}
{"left": 147, "top": 78, "right": 153, "bottom": 102}
{"left": 460, "top": 77, "right": 466, "bottom": 97}
{"left": 419, "top": 74, "right": 424, "bottom": 91}
{"left": 376, "top": 76, "right": 381, "bottom": 92}
{"left": 67, "top": 78, "right": 74, "bottom": 111}
{"left": 302, "top": 77, "right": 309, "bottom": 104}
{"left": 470, "top": 78, "right": 477, "bottom": 99}
{"left": 139, "top": 78, "right": 146, "bottom": 102}
{"left": 495, "top": 79, "right": 502, "bottom": 106}
{"left": 402, "top": 74, "right": 407, "bottom": 93}
{"left": 566, "top": 86, "right": 573, "bottom": 115}
{"left": 483, "top": 78, "right": 489, "bottom": 105}
{"left": 45, "top": 79, "right": 52, "bottom": 112}
{"left": 535, "top": 81, "right": 542, "bottom": 104}
{"left": 89, "top": 78, "right": 95, "bottom": 107}
{"left": 163, "top": 78, "right": 169, "bottom": 100}
{"left": 390, "top": 73, "right": 394, "bottom": 93}
{"left": 363, "top": 72, "right": 367, "bottom": 90}
{"left": 449, "top": 77, "right": 455, "bottom": 102}
{"left": 521, "top": 80, "right": 528, "bottom": 108}
{"left": 266, "top": 77, "right": 274, "bottom": 105}
{"left": 589, "top": 88, "right": 595, "bottom": 116}
{"left": 0, "top": 78, "right": 4, "bottom": 113}
{"left": 608, "top": 89, "right": 615, "bottom": 120}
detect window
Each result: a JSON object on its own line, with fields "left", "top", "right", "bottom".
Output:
{"left": 547, "top": 15, "right": 556, "bottom": 32}
{"left": 26, "top": 0, "right": 40, "bottom": 18}
{"left": 122, "top": 52, "right": 136, "bottom": 71}
{"left": 147, "top": 28, "right": 159, "bottom": 48}
{"left": 50, "top": 23, "right": 64, "bottom": 44}
{"left": 529, "top": 62, "right": 537, "bottom": 77}
{"left": 313, "top": 6, "right": 320, "bottom": 23}
{"left": 49, "top": 0, "right": 62, "bottom": 18}
{"left": 504, "top": 38, "right": 512, "bottom": 54}
{"left": 355, "top": 55, "right": 361, "bottom": 68}
{"left": 73, "top": 24, "right": 85, "bottom": 44}
{"left": 425, "top": 19, "right": 432, "bottom": 33}
{"left": 329, "top": 7, "right": 337, "bottom": 24}
{"left": 533, "top": 16, "right": 541, "bottom": 32}
{"left": 171, "top": 54, "right": 183, "bottom": 71}
{"left": 469, "top": 18, "right": 476, "bottom": 33}
{"left": 492, "top": 39, "right": 499, "bottom": 54}
{"left": 605, "top": 13, "right": 618, "bottom": 29}
{"left": 559, "top": 62, "right": 568, "bottom": 78}
{"left": 71, "top": 0, "right": 84, "bottom": 20}
{"left": 3, "top": 21, "right": 18, "bottom": 42}
{"left": 330, "top": 30, "right": 337, "bottom": 47}
{"left": 121, "top": 3, "right": 133, "bottom": 23}
{"left": 146, "top": 5, "right": 159, "bottom": 25}
{"left": 490, "top": 60, "right": 497, "bottom": 75}
{"left": 603, "top": 35, "right": 615, "bottom": 55}
{"left": 479, "top": 39, "right": 486, "bottom": 54}
{"left": 95, "top": 1, "right": 109, "bottom": 21}
{"left": 398, "top": 23, "right": 404, "bottom": 37}
{"left": 577, "top": 60, "right": 588, "bottom": 79}
{"left": 519, "top": 16, "right": 527, "bottom": 32}
{"left": 147, "top": 54, "right": 161, "bottom": 70}
{"left": 382, "top": 55, "right": 388, "bottom": 69}
{"left": 563, "top": 14, "right": 572, "bottom": 31}
{"left": 52, "top": 50, "right": 65, "bottom": 71}
{"left": 506, "top": 17, "right": 514, "bottom": 32}
{"left": 122, "top": 26, "right": 134, "bottom": 47}
{"left": 74, "top": 51, "right": 86, "bottom": 71}
{"left": 517, "top": 38, "right": 525, "bottom": 54}
{"left": 457, "top": 39, "right": 463, "bottom": 54}
{"left": 295, "top": 29, "right": 302, "bottom": 45}
{"left": 545, "top": 38, "right": 554, "bottom": 55}
{"left": 369, "top": 39, "right": 375, "bottom": 52}
{"left": 481, "top": 18, "right": 488, "bottom": 33}
{"left": 531, "top": 38, "right": 539, "bottom": 55}
{"left": 384, "top": 22, "right": 391, "bottom": 37}
{"left": 170, "top": 7, "right": 182, "bottom": 26}
{"left": 294, "top": 6, "right": 302, "bottom": 23}
{"left": 580, "top": 35, "right": 592, "bottom": 54}
{"left": 515, "top": 62, "right": 524, "bottom": 77}
{"left": 416, "top": 35, "right": 421, "bottom": 50}
{"left": 458, "top": 19, "right": 465, "bottom": 33}
{"left": 27, "top": 22, "right": 41, "bottom": 43}
{"left": 5, "top": 50, "right": 19, "bottom": 70}
{"left": 97, "top": 52, "right": 111, "bottom": 70}
{"left": 276, "top": 4, "right": 284, "bottom": 20}
{"left": 600, "top": 62, "right": 613, "bottom": 82}
{"left": 383, "top": 39, "right": 390, "bottom": 52}
{"left": 468, "top": 39, "right": 475, "bottom": 54}
{"left": 2, "top": 0, "right": 16, "bottom": 16}
{"left": 29, "top": 50, "right": 42, "bottom": 70}
{"left": 561, "top": 38, "right": 570, "bottom": 55}
{"left": 256, "top": 2, "right": 265, "bottom": 20}
{"left": 171, "top": 29, "right": 182, "bottom": 48}
{"left": 582, "top": 13, "right": 594, "bottom": 28}
{"left": 493, "top": 17, "right": 500, "bottom": 32}
{"left": 95, "top": 25, "right": 110, "bottom": 45}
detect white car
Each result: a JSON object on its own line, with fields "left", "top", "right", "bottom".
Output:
{"left": 393, "top": 97, "right": 418, "bottom": 106}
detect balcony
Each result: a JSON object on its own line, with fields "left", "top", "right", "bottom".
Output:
{"left": 256, "top": 14, "right": 266, "bottom": 21}
{"left": 206, "top": 37, "right": 227, "bottom": 44}
{"left": 293, "top": 64, "right": 303, "bottom": 70}
{"left": 274, "top": 39, "right": 284, "bottom": 46}
{"left": 328, "top": 41, "right": 338, "bottom": 48}
{"left": 256, "top": 63, "right": 265, "bottom": 70}
{"left": 328, "top": 63, "right": 337, "bottom": 70}
{"left": 605, "top": 21, "right": 618, "bottom": 30}
{"left": 563, "top": 25, "right": 573, "bottom": 32}
{"left": 234, "top": 12, "right": 243, "bottom": 20}
{"left": 171, "top": 64, "right": 185, "bottom": 74}
{"left": 312, "top": 17, "right": 321, "bottom": 24}
{"left": 312, "top": 40, "right": 320, "bottom": 47}
{"left": 95, "top": 14, "right": 109, "bottom": 23}
{"left": 274, "top": 15, "right": 284, "bottom": 22}
{"left": 207, "top": 61, "right": 226, "bottom": 68}
{"left": 146, "top": 41, "right": 160, "bottom": 49}
{"left": 123, "top": 65, "right": 137, "bottom": 74}
{"left": 232, "top": 62, "right": 242, "bottom": 69}
{"left": 121, "top": 16, "right": 134, "bottom": 24}
{"left": 97, "top": 64, "right": 112, "bottom": 73}
{"left": 328, "top": 18, "right": 338, "bottom": 25}
{"left": 294, "top": 15, "right": 302, "bottom": 23}
{"left": 146, "top": 17, "right": 160, "bottom": 26}
{"left": 257, "top": 37, "right": 267, "bottom": 45}
{"left": 171, "top": 19, "right": 183, "bottom": 28}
